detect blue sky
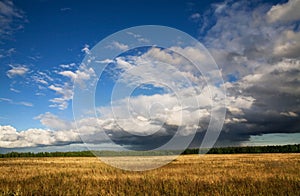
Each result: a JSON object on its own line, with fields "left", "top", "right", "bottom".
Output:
{"left": 0, "top": 0, "right": 202, "bottom": 130}
{"left": 0, "top": 0, "right": 300, "bottom": 152}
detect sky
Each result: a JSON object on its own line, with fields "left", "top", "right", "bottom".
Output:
{"left": 0, "top": 0, "right": 300, "bottom": 153}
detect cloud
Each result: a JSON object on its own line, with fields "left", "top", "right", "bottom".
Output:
{"left": 201, "top": 0, "right": 300, "bottom": 73}
{"left": 0, "top": 98, "right": 12, "bottom": 103}
{"left": 95, "top": 59, "right": 114, "bottom": 64}
{"left": 111, "top": 46, "right": 211, "bottom": 88}
{"left": 37, "top": 71, "right": 54, "bottom": 82}
{"left": 47, "top": 62, "right": 95, "bottom": 111}
{"left": 6, "top": 64, "right": 29, "bottom": 78}
{"left": 189, "top": 0, "right": 300, "bottom": 145}
{"left": 126, "top": 32, "right": 150, "bottom": 43}
{"left": 189, "top": 13, "right": 200, "bottom": 21}
{"left": 0, "top": 125, "right": 80, "bottom": 148}
{"left": 31, "top": 74, "right": 49, "bottom": 85}
{"left": 54, "top": 64, "right": 97, "bottom": 112}
{"left": 273, "top": 30, "right": 300, "bottom": 58}
{"left": 96, "top": 84, "right": 254, "bottom": 148}
{"left": 0, "top": 113, "right": 108, "bottom": 149}
{"left": 48, "top": 83, "right": 73, "bottom": 110}
{"left": 59, "top": 63, "right": 76, "bottom": 69}
{"left": 0, "top": 0, "right": 25, "bottom": 40}
{"left": 10, "top": 88, "right": 20, "bottom": 93}
{"left": 3, "top": 0, "right": 299, "bottom": 150}
{"left": 58, "top": 71, "right": 77, "bottom": 81}
{"left": 79, "top": 45, "right": 227, "bottom": 149}
{"left": 49, "top": 62, "right": 97, "bottom": 110}
{"left": 0, "top": 0, "right": 22, "bottom": 18}
{"left": 267, "top": 0, "right": 300, "bottom": 23}
{"left": 60, "top": 7, "right": 71, "bottom": 12}
{"left": 59, "top": 64, "right": 96, "bottom": 86}
{"left": 216, "top": 58, "right": 300, "bottom": 145}
{"left": 0, "top": 48, "right": 15, "bottom": 58}
{"left": 115, "top": 57, "right": 134, "bottom": 70}
{"left": 108, "top": 41, "right": 129, "bottom": 51}
{"left": 65, "top": 42, "right": 227, "bottom": 149}
{"left": 26, "top": 71, "right": 54, "bottom": 98}
{"left": 35, "top": 112, "right": 73, "bottom": 130}
{"left": 81, "top": 44, "right": 90, "bottom": 55}
{"left": 280, "top": 111, "right": 298, "bottom": 117}
{"left": 213, "top": 1, "right": 228, "bottom": 14}
{"left": 0, "top": 97, "right": 33, "bottom": 107}
{"left": 18, "top": 101, "right": 33, "bottom": 107}
{"left": 0, "top": 63, "right": 274, "bottom": 150}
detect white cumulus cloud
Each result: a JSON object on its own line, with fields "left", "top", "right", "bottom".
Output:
{"left": 48, "top": 83, "right": 73, "bottom": 110}
{"left": 0, "top": 125, "right": 80, "bottom": 148}
{"left": 6, "top": 64, "right": 29, "bottom": 78}
{"left": 267, "top": 0, "right": 300, "bottom": 23}
{"left": 108, "top": 41, "right": 129, "bottom": 51}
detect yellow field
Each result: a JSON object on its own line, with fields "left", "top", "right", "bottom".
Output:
{"left": 0, "top": 154, "right": 299, "bottom": 195}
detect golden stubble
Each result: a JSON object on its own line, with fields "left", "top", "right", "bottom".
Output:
{"left": 0, "top": 154, "right": 299, "bottom": 195}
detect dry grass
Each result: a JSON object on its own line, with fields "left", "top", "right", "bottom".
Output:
{"left": 0, "top": 154, "right": 299, "bottom": 195}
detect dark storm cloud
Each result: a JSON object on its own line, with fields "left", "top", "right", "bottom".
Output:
{"left": 188, "top": 0, "right": 300, "bottom": 146}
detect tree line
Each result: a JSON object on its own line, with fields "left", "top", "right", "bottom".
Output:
{"left": 0, "top": 144, "right": 299, "bottom": 158}
{"left": 0, "top": 151, "right": 94, "bottom": 158}
{"left": 182, "top": 144, "right": 300, "bottom": 155}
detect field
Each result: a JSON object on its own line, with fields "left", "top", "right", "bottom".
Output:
{"left": 0, "top": 154, "right": 299, "bottom": 195}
